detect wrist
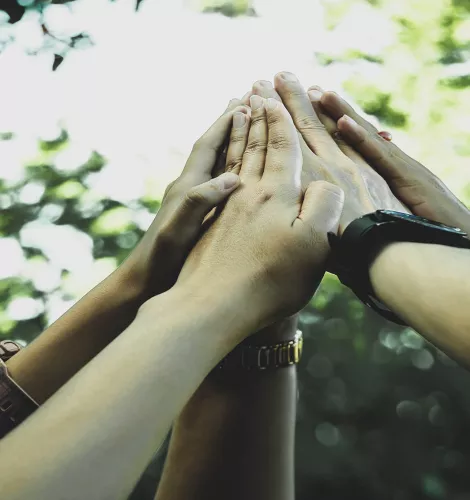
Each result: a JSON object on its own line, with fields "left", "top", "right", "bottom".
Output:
{"left": 369, "top": 241, "right": 415, "bottom": 302}
{"left": 247, "top": 315, "right": 299, "bottom": 345}
{"left": 137, "top": 279, "right": 257, "bottom": 348}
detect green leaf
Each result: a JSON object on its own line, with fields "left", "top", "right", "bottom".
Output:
{"left": 53, "top": 180, "right": 85, "bottom": 199}
{"left": 90, "top": 206, "right": 133, "bottom": 236}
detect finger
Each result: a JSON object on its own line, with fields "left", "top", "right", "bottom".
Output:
{"left": 274, "top": 72, "right": 339, "bottom": 158}
{"left": 296, "top": 180, "right": 344, "bottom": 237}
{"left": 171, "top": 172, "right": 240, "bottom": 241}
{"left": 213, "top": 99, "right": 253, "bottom": 177}
{"left": 379, "top": 130, "right": 393, "bottom": 142}
{"left": 319, "top": 90, "right": 379, "bottom": 134}
{"left": 226, "top": 111, "right": 250, "bottom": 175}
{"left": 252, "top": 80, "right": 282, "bottom": 101}
{"left": 184, "top": 102, "right": 249, "bottom": 179}
{"left": 254, "top": 78, "right": 320, "bottom": 167}
{"left": 262, "top": 98, "right": 302, "bottom": 187}
{"left": 308, "top": 89, "right": 363, "bottom": 163}
{"left": 241, "top": 90, "right": 253, "bottom": 106}
{"left": 307, "top": 88, "right": 336, "bottom": 134}
{"left": 240, "top": 95, "right": 268, "bottom": 180}
{"left": 337, "top": 115, "right": 409, "bottom": 181}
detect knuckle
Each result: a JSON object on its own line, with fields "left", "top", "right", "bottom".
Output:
{"left": 268, "top": 134, "right": 296, "bottom": 151}
{"left": 250, "top": 113, "right": 267, "bottom": 126}
{"left": 296, "top": 115, "right": 326, "bottom": 134}
{"left": 244, "top": 138, "right": 267, "bottom": 155}
{"left": 184, "top": 187, "right": 207, "bottom": 207}
{"left": 226, "top": 158, "right": 243, "bottom": 174}
{"left": 266, "top": 111, "right": 283, "bottom": 127}
{"left": 285, "top": 86, "right": 305, "bottom": 99}
{"left": 229, "top": 132, "right": 248, "bottom": 145}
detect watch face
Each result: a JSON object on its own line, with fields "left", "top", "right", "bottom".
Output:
{"left": 379, "top": 210, "right": 467, "bottom": 234}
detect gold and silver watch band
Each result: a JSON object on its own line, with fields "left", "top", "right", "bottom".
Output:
{"left": 218, "top": 330, "right": 303, "bottom": 370}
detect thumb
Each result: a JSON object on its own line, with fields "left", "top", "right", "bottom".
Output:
{"left": 297, "top": 180, "right": 344, "bottom": 235}
{"left": 171, "top": 172, "right": 240, "bottom": 238}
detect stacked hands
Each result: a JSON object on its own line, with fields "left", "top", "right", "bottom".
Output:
{"left": 2, "top": 71, "right": 470, "bottom": 500}
{"left": 124, "top": 71, "right": 470, "bottom": 338}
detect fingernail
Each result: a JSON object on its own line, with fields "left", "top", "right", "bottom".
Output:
{"left": 254, "top": 80, "right": 273, "bottom": 89}
{"left": 340, "top": 114, "right": 359, "bottom": 130}
{"left": 308, "top": 90, "right": 323, "bottom": 102}
{"left": 280, "top": 72, "right": 298, "bottom": 82}
{"left": 309, "top": 85, "right": 324, "bottom": 92}
{"left": 228, "top": 98, "right": 240, "bottom": 107}
{"left": 378, "top": 130, "right": 393, "bottom": 142}
{"left": 250, "top": 95, "right": 264, "bottom": 111}
{"left": 233, "top": 112, "right": 247, "bottom": 129}
{"left": 266, "top": 98, "right": 278, "bottom": 110}
{"left": 218, "top": 172, "right": 240, "bottom": 190}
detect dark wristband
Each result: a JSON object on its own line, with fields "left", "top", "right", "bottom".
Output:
{"left": 0, "top": 343, "right": 39, "bottom": 439}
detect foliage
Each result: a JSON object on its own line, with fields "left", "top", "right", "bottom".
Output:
{"left": 1, "top": 0, "right": 470, "bottom": 499}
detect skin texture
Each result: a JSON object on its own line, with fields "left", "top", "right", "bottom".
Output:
{"left": 6, "top": 100, "right": 248, "bottom": 404}
{"left": 248, "top": 74, "right": 409, "bottom": 234}
{"left": 154, "top": 100, "right": 305, "bottom": 500}
{"left": 155, "top": 317, "right": 298, "bottom": 500}
{"left": 369, "top": 242, "right": 470, "bottom": 365}
{"left": 312, "top": 87, "right": 470, "bottom": 234}
{"left": 153, "top": 77, "right": 422, "bottom": 500}
{"left": 0, "top": 98, "right": 345, "bottom": 500}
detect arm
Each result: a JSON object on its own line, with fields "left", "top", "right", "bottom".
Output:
{"left": 370, "top": 242, "right": 470, "bottom": 363}
{"left": 155, "top": 316, "right": 298, "bottom": 500}
{"left": 5, "top": 269, "right": 142, "bottom": 404}
{"left": 5, "top": 101, "right": 248, "bottom": 405}
{"left": 0, "top": 285, "right": 252, "bottom": 500}
{"left": 0, "top": 97, "right": 344, "bottom": 500}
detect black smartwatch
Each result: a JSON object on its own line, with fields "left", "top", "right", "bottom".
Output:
{"left": 327, "top": 210, "right": 470, "bottom": 325}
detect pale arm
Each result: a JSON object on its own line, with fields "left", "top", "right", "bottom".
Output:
{"left": 0, "top": 284, "right": 252, "bottom": 500}
{"left": 370, "top": 242, "right": 470, "bottom": 362}
{"left": 155, "top": 316, "right": 298, "bottom": 500}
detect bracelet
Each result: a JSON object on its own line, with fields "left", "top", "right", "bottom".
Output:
{"left": 218, "top": 330, "right": 303, "bottom": 370}
{"left": 0, "top": 341, "right": 39, "bottom": 439}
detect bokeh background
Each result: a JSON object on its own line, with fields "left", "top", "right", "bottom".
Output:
{"left": 1, "top": 0, "right": 470, "bottom": 499}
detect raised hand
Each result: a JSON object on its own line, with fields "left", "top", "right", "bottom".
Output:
{"left": 178, "top": 97, "right": 345, "bottom": 331}
{"left": 120, "top": 100, "right": 249, "bottom": 298}
{"left": 248, "top": 73, "right": 407, "bottom": 234}
{"left": 313, "top": 89, "right": 470, "bottom": 233}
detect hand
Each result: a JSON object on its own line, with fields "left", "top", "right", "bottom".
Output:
{"left": 177, "top": 98, "right": 344, "bottom": 333}
{"left": 119, "top": 100, "right": 249, "bottom": 300}
{"left": 312, "top": 88, "right": 470, "bottom": 234}
{"left": 247, "top": 74, "right": 408, "bottom": 235}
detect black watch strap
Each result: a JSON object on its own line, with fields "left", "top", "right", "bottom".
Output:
{"left": 327, "top": 211, "right": 470, "bottom": 326}
{"left": 327, "top": 230, "right": 408, "bottom": 325}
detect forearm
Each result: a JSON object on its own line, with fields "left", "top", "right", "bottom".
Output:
{"left": 156, "top": 318, "right": 298, "bottom": 500}
{"left": 0, "top": 285, "right": 247, "bottom": 500}
{"left": 370, "top": 242, "right": 470, "bottom": 361}
{"left": 6, "top": 268, "right": 142, "bottom": 403}
{"left": 156, "top": 368, "right": 296, "bottom": 500}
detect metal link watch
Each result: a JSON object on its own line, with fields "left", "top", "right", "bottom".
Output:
{"left": 218, "top": 330, "right": 303, "bottom": 370}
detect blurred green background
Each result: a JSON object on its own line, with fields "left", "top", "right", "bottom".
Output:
{"left": 1, "top": 0, "right": 470, "bottom": 499}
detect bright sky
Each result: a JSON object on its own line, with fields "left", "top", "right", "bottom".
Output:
{"left": 0, "top": 0, "right": 398, "bottom": 328}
